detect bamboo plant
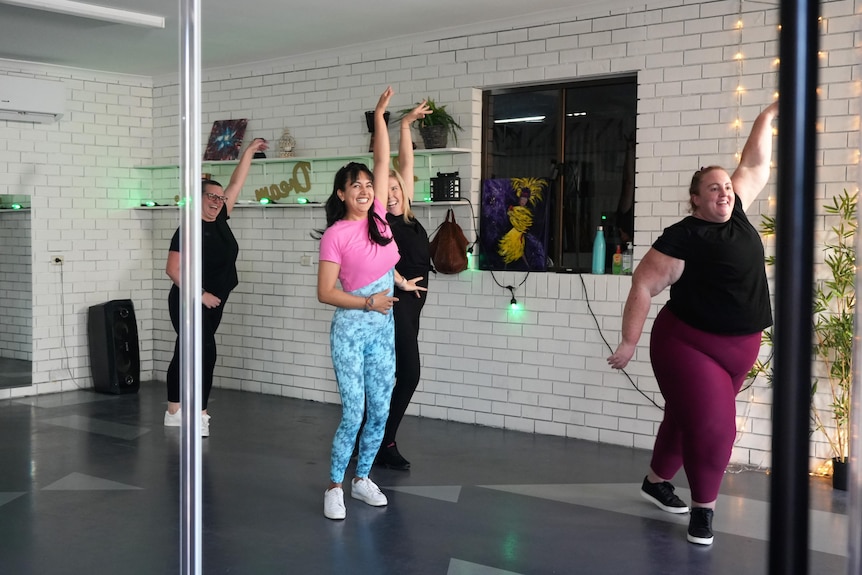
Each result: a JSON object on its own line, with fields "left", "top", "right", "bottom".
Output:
{"left": 748, "top": 189, "right": 856, "bottom": 465}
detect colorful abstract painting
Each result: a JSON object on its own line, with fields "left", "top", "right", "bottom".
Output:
{"left": 479, "top": 177, "right": 550, "bottom": 271}
{"left": 203, "top": 119, "right": 248, "bottom": 161}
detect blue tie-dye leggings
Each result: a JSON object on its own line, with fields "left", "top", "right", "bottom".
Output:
{"left": 329, "top": 270, "right": 396, "bottom": 483}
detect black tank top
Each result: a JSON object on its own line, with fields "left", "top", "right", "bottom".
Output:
{"left": 387, "top": 213, "right": 431, "bottom": 290}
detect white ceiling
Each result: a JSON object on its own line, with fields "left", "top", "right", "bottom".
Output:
{"left": 0, "top": 0, "right": 643, "bottom": 77}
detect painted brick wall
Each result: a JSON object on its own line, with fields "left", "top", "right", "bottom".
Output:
{"left": 0, "top": 63, "right": 154, "bottom": 399}
{"left": 2, "top": 0, "right": 858, "bottom": 471}
{"left": 144, "top": 0, "right": 858, "bottom": 470}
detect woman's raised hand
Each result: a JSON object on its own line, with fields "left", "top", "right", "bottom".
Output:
{"left": 403, "top": 100, "right": 431, "bottom": 125}
{"left": 376, "top": 86, "right": 394, "bottom": 115}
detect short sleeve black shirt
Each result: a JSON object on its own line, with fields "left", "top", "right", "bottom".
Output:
{"left": 169, "top": 204, "right": 239, "bottom": 299}
{"left": 652, "top": 195, "right": 772, "bottom": 334}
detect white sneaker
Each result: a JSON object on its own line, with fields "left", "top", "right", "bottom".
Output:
{"left": 324, "top": 487, "right": 346, "bottom": 520}
{"left": 164, "top": 409, "right": 181, "bottom": 427}
{"left": 201, "top": 413, "right": 210, "bottom": 437}
{"left": 351, "top": 477, "right": 387, "bottom": 507}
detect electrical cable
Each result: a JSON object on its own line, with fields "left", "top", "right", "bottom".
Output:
{"left": 578, "top": 273, "right": 663, "bottom": 410}
{"left": 489, "top": 269, "right": 529, "bottom": 308}
{"left": 454, "top": 196, "right": 479, "bottom": 253}
{"left": 58, "top": 264, "right": 86, "bottom": 389}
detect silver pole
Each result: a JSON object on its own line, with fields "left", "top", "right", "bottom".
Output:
{"left": 178, "top": 0, "right": 203, "bottom": 572}
{"left": 848, "top": 94, "right": 862, "bottom": 575}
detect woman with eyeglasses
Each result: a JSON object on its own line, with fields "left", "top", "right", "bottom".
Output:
{"left": 164, "top": 137, "right": 268, "bottom": 437}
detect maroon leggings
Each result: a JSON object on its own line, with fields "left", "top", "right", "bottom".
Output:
{"left": 648, "top": 306, "right": 762, "bottom": 503}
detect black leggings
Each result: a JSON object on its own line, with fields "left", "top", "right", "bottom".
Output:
{"left": 166, "top": 285, "right": 227, "bottom": 409}
{"left": 382, "top": 288, "right": 426, "bottom": 445}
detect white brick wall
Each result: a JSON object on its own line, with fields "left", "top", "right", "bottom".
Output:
{"left": 2, "top": 0, "right": 860, "bottom": 470}
{"left": 0, "top": 63, "right": 154, "bottom": 399}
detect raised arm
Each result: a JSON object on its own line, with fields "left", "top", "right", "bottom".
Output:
{"left": 732, "top": 101, "right": 779, "bottom": 211}
{"left": 223, "top": 137, "right": 268, "bottom": 214}
{"left": 607, "top": 248, "right": 683, "bottom": 369}
{"left": 372, "top": 87, "right": 393, "bottom": 206}
{"left": 398, "top": 100, "right": 431, "bottom": 203}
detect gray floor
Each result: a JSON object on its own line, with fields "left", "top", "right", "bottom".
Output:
{"left": 0, "top": 381, "right": 849, "bottom": 574}
{"left": 0, "top": 356, "right": 31, "bottom": 388}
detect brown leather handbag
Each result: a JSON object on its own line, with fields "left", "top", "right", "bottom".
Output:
{"left": 429, "top": 209, "right": 469, "bottom": 274}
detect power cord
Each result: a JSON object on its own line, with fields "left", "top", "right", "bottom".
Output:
{"left": 455, "top": 196, "right": 480, "bottom": 253}
{"left": 578, "top": 274, "right": 663, "bottom": 410}
{"left": 489, "top": 270, "right": 529, "bottom": 307}
{"left": 58, "top": 263, "right": 86, "bottom": 390}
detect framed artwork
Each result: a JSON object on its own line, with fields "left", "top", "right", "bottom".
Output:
{"left": 479, "top": 177, "right": 550, "bottom": 271}
{"left": 203, "top": 119, "right": 248, "bottom": 161}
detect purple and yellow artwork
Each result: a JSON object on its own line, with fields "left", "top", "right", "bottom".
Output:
{"left": 479, "top": 177, "right": 550, "bottom": 271}
{"left": 203, "top": 119, "right": 248, "bottom": 161}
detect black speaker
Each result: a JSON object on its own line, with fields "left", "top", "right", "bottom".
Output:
{"left": 88, "top": 299, "right": 140, "bottom": 395}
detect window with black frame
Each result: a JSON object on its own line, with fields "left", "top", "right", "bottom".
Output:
{"left": 479, "top": 75, "right": 637, "bottom": 273}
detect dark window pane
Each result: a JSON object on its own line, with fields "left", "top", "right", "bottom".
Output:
{"left": 482, "top": 76, "right": 637, "bottom": 273}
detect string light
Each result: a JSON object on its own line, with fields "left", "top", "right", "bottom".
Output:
{"left": 734, "top": 0, "right": 744, "bottom": 159}
{"left": 508, "top": 286, "right": 519, "bottom": 310}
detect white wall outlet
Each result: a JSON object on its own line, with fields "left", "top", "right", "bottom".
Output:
{"left": 50, "top": 255, "right": 64, "bottom": 265}
{"left": 300, "top": 254, "right": 312, "bottom": 267}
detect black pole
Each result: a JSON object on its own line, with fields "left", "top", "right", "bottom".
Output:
{"left": 769, "top": 0, "right": 819, "bottom": 573}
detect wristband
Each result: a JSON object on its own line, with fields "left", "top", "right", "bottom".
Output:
{"left": 364, "top": 296, "right": 374, "bottom": 312}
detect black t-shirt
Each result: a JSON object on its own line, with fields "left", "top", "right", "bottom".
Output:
{"left": 169, "top": 204, "right": 239, "bottom": 300}
{"left": 652, "top": 195, "right": 772, "bottom": 334}
{"left": 387, "top": 213, "right": 431, "bottom": 290}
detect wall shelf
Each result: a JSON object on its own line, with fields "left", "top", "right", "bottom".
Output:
{"left": 133, "top": 199, "right": 472, "bottom": 210}
{"left": 135, "top": 148, "right": 471, "bottom": 170}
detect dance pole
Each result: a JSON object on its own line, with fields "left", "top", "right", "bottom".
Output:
{"left": 848, "top": 98, "right": 862, "bottom": 574}
{"left": 178, "top": 0, "right": 203, "bottom": 572}
{"left": 768, "top": 0, "right": 819, "bottom": 572}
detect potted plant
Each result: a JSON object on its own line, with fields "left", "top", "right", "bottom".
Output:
{"left": 400, "top": 98, "right": 463, "bottom": 149}
{"left": 749, "top": 189, "right": 856, "bottom": 489}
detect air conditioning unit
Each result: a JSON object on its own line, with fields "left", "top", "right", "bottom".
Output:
{"left": 0, "top": 75, "right": 65, "bottom": 124}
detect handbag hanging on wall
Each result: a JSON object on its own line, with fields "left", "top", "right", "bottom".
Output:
{"left": 429, "top": 208, "right": 469, "bottom": 274}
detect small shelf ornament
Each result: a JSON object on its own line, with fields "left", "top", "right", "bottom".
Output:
{"left": 278, "top": 129, "right": 297, "bottom": 158}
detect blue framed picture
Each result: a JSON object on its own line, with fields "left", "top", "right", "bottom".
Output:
{"left": 203, "top": 119, "right": 248, "bottom": 161}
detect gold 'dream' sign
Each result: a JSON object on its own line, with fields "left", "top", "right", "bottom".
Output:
{"left": 254, "top": 161, "right": 312, "bottom": 202}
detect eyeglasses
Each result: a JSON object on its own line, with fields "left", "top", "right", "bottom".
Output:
{"left": 204, "top": 192, "right": 228, "bottom": 203}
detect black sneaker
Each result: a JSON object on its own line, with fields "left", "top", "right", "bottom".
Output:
{"left": 687, "top": 507, "right": 714, "bottom": 545}
{"left": 375, "top": 442, "right": 410, "bottom": 471}
{"left": 640, "top": 476, "right": 690, "bottom": 513}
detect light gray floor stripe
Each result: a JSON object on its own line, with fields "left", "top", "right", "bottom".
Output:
{"left": 42, "top": 472, "right": 142, "bottom": 491}
{"left": 41, "top": 414, "right": 149, "bottom": 440}
{"left": 481, "top": 483, "right": 847, "bottom": 557}
{"left": 0, "top": 492, "right": 26, "bottom": 508}
{"left": 14, "top": 393, "right": 116, "bottom": 409}
{"left": 386, "top": 485, "right": 462, "bottom": 503}
{"left": 448, "top": 558, "right": 524, "bottom": 575}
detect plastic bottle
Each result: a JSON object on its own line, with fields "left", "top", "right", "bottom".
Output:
{"left": 591, "top": 226, "right": 606, "bottom": 274}
{"left": 612, "top": 245, "right": 622, "bottom": 275}
{"left": 622, "top": 242, "right": 633, "bottom": 275}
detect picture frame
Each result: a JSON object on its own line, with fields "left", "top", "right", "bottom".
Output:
{"left": 479, "top": 177, "right": 550, "bottom": 271}
{"left": 203, "top": 119, "right": 248, "bottom": 161}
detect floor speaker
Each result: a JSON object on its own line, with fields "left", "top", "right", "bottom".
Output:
{"left": 88, "top": 299, "right": 140, "bottom": 394}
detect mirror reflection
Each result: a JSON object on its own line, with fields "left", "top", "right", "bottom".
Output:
{"left": 0, "top": 195, "right": 32, "bottom": 388}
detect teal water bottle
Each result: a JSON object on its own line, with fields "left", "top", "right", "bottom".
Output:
{"left": 591, "top": 225, "right": 606, "bottom": 274}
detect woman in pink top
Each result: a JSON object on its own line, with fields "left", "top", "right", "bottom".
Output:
{"left": 317, "top": 87, "right": 425, "bottom": 520}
